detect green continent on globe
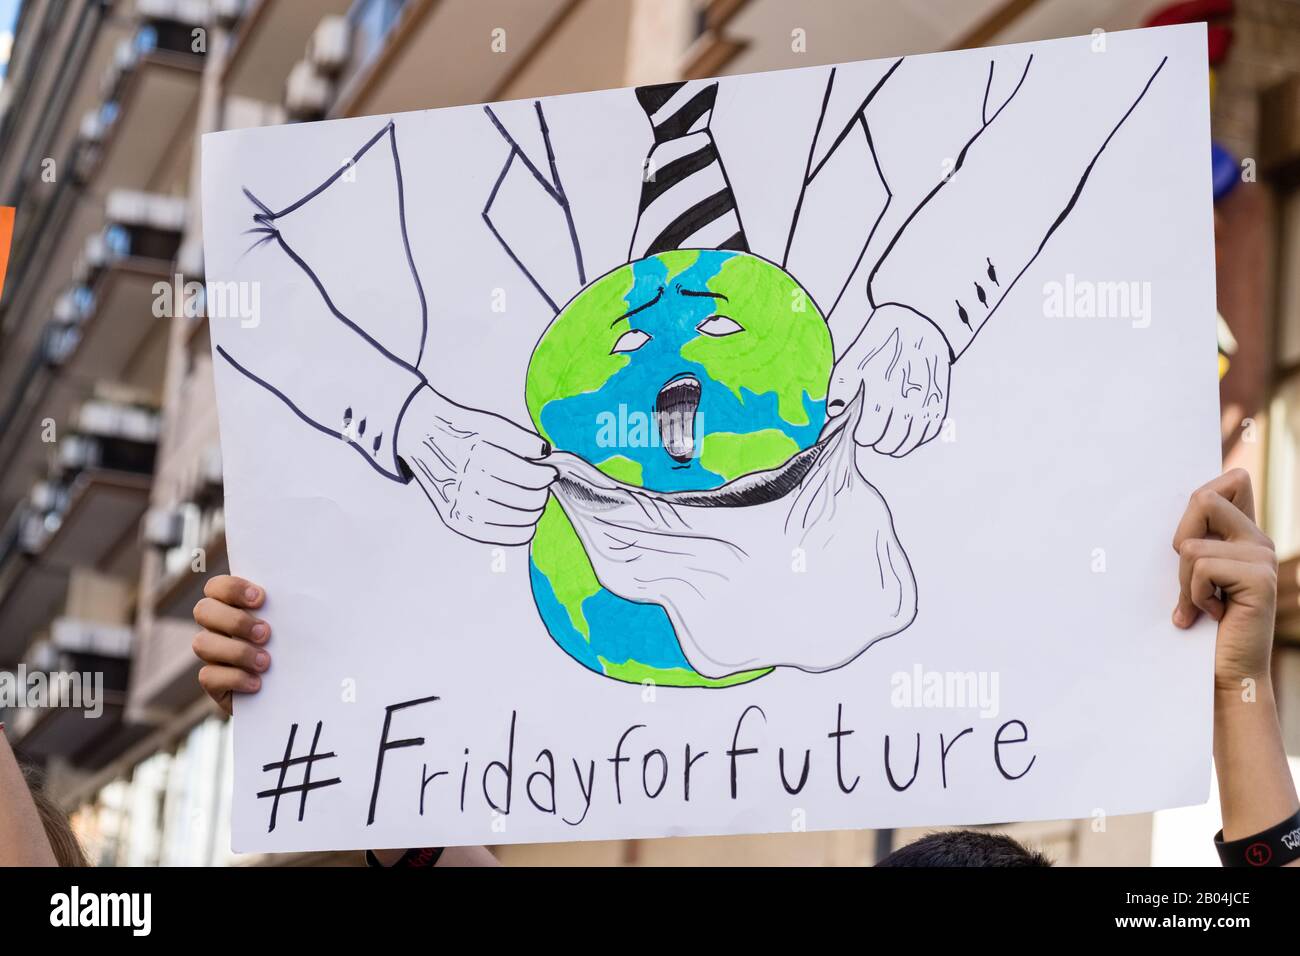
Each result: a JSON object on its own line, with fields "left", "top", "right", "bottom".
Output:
{"left": 524, "top": 249, "right": 833, "bottom": 686}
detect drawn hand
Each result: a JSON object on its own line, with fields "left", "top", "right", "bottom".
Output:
{"left": 396, "top": 385, "right": 556, "bottom": 546}
{"left": 1171, "top": 469, "right": 1278, "bottom": 692}
{"left": 823, "top": 303, "right": 950, "bottom": 456}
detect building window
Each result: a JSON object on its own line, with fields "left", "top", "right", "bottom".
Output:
{"left": 71, "top": 716, "right": 235, "bottom": 866}
{"left": 349, "top": 0, "right": 407, "bottom": 70}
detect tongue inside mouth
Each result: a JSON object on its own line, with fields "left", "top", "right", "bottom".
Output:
{"left": 656, "top": 376, "right": 701, "bottom": 463}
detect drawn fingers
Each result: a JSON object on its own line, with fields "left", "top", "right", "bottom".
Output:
{"left": 824, "top": 370, "right": 860, "bottom": 423}
{"left": 913, "top": 411, "right": 944, "bottom": 451}
{"left": 474, "top": 442, "right": 557, "bottom": 491}
{"left": 477, "top": 411, "right": 551, "bottom": 461}
{"left": 410, "top": 440, "right": 555, "bottom": 546}
{"left": 478, "top": 479, "right": 550, "bottom": 516}
{"left": 476, "top": 520, "right": 542, "bottom": 547}
{"left": 847, "top": 390, "right": 888, "bottom": 447}
{"left": 877, "top": 406, "right": 915, "bottom": 456}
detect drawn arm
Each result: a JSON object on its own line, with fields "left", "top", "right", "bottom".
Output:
{"left": 482, "top": 101, "right": 586, "bottom": 314}
{"left": 218, "top": 122, "right": 554, "bottom": 544}
{"left": 826, "top": 54, "right": 1168, "bottom": 455}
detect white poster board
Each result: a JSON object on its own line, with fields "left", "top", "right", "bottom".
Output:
{"left": 201, "top": 25, "right": 1220, "bottom": 853}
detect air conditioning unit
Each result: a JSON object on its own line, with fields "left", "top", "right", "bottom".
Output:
{"left": 137, "top": 0, "right": 209, "bottom": 27}
{"left": 104, "top": 39, "right": 138, "bottom": 96}
{"left": 209, "top": 0, "right": 245, "bottom": 28}
{"left": 177, "top": 0, "right": 212, "bottom": 26}
{"left": 30, "top": 481, "right": 59, "bottom": 513}
{"left": 19, "top": 510, "right": 52, "bottom": 554}
{"left": 285, "top": 60, "right": 332, "bottom": 120}
{"left": 141, "top": 507, "right": 185, "bottom": 549}
{"left": 176, "top": 235, "right": 204, "bottom": 279}
{"left": 74, "top": 233, "right": 109, "bottom": 283}
{"left": 50, "top": 618, "right": 134, "bottom": 658}
{"left": 52, "top": 289, "right": 86, "bottom": 324}
{"left": 224, "top": 94, "right": 288, "bottom": 131}
{"left": 42, "top": 323, "right": 80, "bottom": 367}
{"left": 24, "top": 639, "right": 59, "bottom": 673}
{"left": 57, "top": 434, "right": 97, "bottom": 472}
{"left": 308, "top": 16, "right": 350, "bottom": 75}
{"left": 73, "top": 399, "right": 156, "bottom": 442}
{"left": 105, "top": 189, "right": 148, "bottom": 223}
{"left": 105, "top": 190, "right": 187, "bottom": 230}
{"left": 73, "top": 402, "right": 111, "bottom": 437}
{"left": 199, "top": 444, "right": 223, "bottom": 489}
{"left": 79, "top": 108, "right": 106, "bottom": 143}
{"left": 123, "top": 406, "right": 162, "bottom": 443}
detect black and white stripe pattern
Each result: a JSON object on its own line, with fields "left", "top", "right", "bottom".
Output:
{"left": 629, "top": 81, "right": 748, "bottom": 259}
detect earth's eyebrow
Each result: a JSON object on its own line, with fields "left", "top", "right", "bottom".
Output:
{"left": 611, "top": 285, "right": 664, "bottom": 327}
{"left": 677, "top": 288, "right": 728, "bottom": 301}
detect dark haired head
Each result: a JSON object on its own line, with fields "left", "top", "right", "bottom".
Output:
{"left": 875, "top": 829, "right": 1052, "bottom": 867}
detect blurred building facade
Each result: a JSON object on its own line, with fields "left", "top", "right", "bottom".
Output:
{"left": 0, "top": 0, "right": 1296, "bottom": 866}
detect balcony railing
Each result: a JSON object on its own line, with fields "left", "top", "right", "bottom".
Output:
{"left": 74, "top": 4, "right": 207, "bottom": 191}
{"left": 38, "top": 396, "right": 160, "bottom": 572}
{"left": 0, "top": 496, "right": 69, "bottom": 665}
{"left": 5, "top": 619, "right": 140, "bottom": 771}
{"left": 221, "top": 0, "right": 351, "bottom": 109}
{"left": 0, "top": 393, "right": 159, "bottom": 660}
{"left": 41, "top": 191, "right": 185, "bottom": 390}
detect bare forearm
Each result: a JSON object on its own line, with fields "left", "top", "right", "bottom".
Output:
{"left": 1214, "top": 682, "right": 1300, "bottom": 864}
{"left": 0, "top": 731, "right": 56, "bottom": 867}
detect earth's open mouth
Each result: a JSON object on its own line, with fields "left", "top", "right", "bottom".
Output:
{"left": 656, "top": 375, "right": 701, "bottom": 463}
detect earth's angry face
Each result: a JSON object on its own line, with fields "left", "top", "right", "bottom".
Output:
{"left": 525, "top": 249, "right": 833, "bottom": 686}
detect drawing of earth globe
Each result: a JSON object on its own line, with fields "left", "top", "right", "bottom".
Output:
{"left": 525, "top": 249, "right": 833, "bottom": 686}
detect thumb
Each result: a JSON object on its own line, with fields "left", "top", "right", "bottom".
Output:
{"left": 827, "top": 324, "right": 899, "bottom": 413}
{"left": 1173, "top": 586, "right": 1202, "bottom": 628}
{"left": 824, "top": 368, "right": 862, "bottom": 421}
{"left": 820, "top": 381, "right": 867, "bottom": 442}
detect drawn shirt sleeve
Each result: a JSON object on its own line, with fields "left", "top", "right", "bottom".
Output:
{"left": 214, "top": 121, "right": 430, "bottom": 483}
{"left": 866, "top": 54, "right": 1168, "bottom": 362}
{"left": 215, "top": 313, "right": 424, "bottom": 484}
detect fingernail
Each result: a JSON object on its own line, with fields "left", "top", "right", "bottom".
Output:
{"left": 255, "top": 651, "right": 269, "bottom": 670}
{"left": 1172, "top": 608, "right": 1187, "bottom": 627}
{"left": 251, "top": 622, "right": 269, "bottom": 642}
{"left": 245, "top": 587, "right": 260, "bottom": 604}
{"left": 245, "top": 676, "right": 261, "bottom": 692}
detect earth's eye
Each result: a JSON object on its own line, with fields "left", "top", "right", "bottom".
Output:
{"left": 611, "top": 328, "right": 652, "bottom": 354}
{"left": 696, "top": 314, "right": 744, "bottom": 337}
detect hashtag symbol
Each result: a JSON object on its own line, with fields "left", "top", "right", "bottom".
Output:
{"left": 257, "top": 721, "right": 343, "bottom": 832}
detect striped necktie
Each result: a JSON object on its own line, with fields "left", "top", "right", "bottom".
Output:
{"left": 629, "top": 81, "right": 749, "bottom": 259}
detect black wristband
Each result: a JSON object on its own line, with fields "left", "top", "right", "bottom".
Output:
{"left": 1214, "top": 810, "right": 1300, "bottom": 867}
{"left": 364, "top": 846, "right": 446, "bottom": 868}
